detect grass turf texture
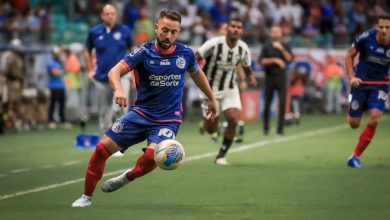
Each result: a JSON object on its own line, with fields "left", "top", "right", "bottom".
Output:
{"left": 0, "top": 114, "right": 389, "bottom": 220}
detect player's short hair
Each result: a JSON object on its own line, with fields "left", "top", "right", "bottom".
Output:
{"left": 377, "top": 14, "right": 390, "bottom": 23}
{"left": 158, "top": 9, "right": 181, "bottom": 24}
{"left": 229, "top": 12, "right": 242, "bottom": 24}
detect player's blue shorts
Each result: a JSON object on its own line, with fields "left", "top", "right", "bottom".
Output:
{"left": 348, "top": 85, "right": 388, "bottom": 118}
{"left": 105, "top": 110, "right": 180, "bottom": 151}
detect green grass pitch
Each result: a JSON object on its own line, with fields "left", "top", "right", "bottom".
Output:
{"left": 0, "top": 114, "right": 389, "bottom": 220}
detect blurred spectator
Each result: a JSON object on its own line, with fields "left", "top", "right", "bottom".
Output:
{"left": 332, "top": 1, "right": 348, "bottom": 46}
{"left": 24, "top": 8, "right": 41, "bottom": 44}
{"left": 320, "top": 0, "right": 334, "bottom": 35}
{"left": 287, "top": 0, "right": 304, "bottom": 34}
{"left": 47, "top": 46, "right": 71, "bottom": 129}
{"left": 285, "top": 62, "right": 308, "bottom": 125}
{"left": 64, "top": 46, "right": 87, "bottom": 129}
{"left": 0, "top": 39, "right": 25, "bottom": 131}
{"left": 133, "top": 7, "right": 154, "bottom": 45}
{"left": 301, "top": 16, "right": 320, "bottom": 47}
{"left": 348, "top": 1, "right": 367, "bottom": 42}
{"left": 209, "top": 0, "right": 234, "bottom": 24}
{"left": 324, "top": 54, "right": 344, "bottom": 114}
{"left": 122, "top": 0, "right": 145, "bottom": 31}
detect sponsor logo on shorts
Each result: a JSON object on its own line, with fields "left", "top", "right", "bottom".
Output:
{"left": 351, "top": 100, "right": 359, "bottom": 110}
{"left": 111, "top": 120, "right": 124, "bottom": 133}
{"left": 158, "top": 128, "right": 175, "bottom": 139}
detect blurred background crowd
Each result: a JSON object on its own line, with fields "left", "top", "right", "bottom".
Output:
{"left": 0, "top": 0, "right": 389, "bottom": 134}
{"left": 1, "top": 0, "right": 389, "bottom": 47}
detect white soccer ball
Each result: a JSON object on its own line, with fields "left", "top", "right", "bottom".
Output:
{"left": 154, "top": 139, "right": 185, "bottom": 170}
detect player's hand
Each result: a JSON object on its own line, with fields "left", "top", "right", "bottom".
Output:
{"left": 349, "top": 77, "right": 362, "bottom": 87}
{"left": 87, "top": 70, "right": 95, "bottom": 81}
{"left": 239, "top": 80, "right": 248, "bottom": 90}
{"left": 114, "top": 89, "right": 128, "bottom": 112}
{"left": 248, "top": 74, "right": 257, "bottom": 87}
{"left": 273, "top": 58, "right": 286, "bottom": 69}
{"left": 272, "top": 41, "right": 284, "bottom": 51}
{"left": 206, "top": 99, "right": 217, "bottom": 121}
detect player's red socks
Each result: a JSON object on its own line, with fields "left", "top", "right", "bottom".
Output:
{"left": 84, "top": 142, "right": 113, "bottom": 196}
{"left": 353, "top": 124, "right": 377, "bottom": 157}
{"left": 126, "top": 148, "right": 156, "bottom": 181}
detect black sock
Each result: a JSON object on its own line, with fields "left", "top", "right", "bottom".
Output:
{"left": 238, "top": 124, "right": 244, "bottom": 136}
{"left": 216, "top": 138, "right": 233, "bottom": 159}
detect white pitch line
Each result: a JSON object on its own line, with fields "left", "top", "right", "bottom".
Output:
{"left": 9, "top": 168, "right": 31, "bottom": 174}
{"left": 0, "top": 124, "right": 349, "bottom": 201}
{"left": 61, "top": 161, "right": 80, "bottom": 166}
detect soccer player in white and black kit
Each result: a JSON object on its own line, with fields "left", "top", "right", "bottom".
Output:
{"left": 197, "top": 17, "right": 257, "bottom": 165}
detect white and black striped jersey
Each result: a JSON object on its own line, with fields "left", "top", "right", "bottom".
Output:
{"left": 197, "top": 36, "right": 252, "bottom": 92}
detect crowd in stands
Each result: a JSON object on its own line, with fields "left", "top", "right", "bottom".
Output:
{"left": 0, "top": 0, "right": 389, "bottom": 133}
{"left": 0, "top": 0, "right": 389, "bottom": 47}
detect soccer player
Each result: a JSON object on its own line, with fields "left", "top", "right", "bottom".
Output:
{"left": 72, "top": 9, "right": 217, "bottom": 207}
{"left": 345, "top": 14, "right": 390, "bottom": 168}
{"left": 85, "top": 4, "right": 134, "bottom": 137}
{"left": 196, "top": 17, "right": 257, "bottom": 165}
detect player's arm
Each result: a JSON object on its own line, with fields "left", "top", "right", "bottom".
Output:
{"left": 84, "top": 49, "right": 95, "bottom": 80}
{"left": 259, "top": 55, "right": 285, "bottom": 69}
{"left": 242, "top": 66, "right": 257, "bottom": 87}
{"left": 190, "top": 68, "right": 217, "bottom": 121}
{"left": 344, "top": 46, "right": 361, "bottom": 87}
{"left": 50, "top": 67, "right": 64, "bottom": 77}
{"left": 236, "top": 63, "right": 247, "bottom": 90}
{"left": 195, "top": 52, "right": 206, "bottom": 69}
{"left": 108, "top": 61, "right": 129, "bottom": 112}
{"left": 273, "top": 41, "right": 293, "bottom": 62}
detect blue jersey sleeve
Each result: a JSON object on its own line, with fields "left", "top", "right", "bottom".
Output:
{"left": 123, "top": 45, "right": 145, "bottom": 69}
{"left": 353, "top": 30, "right": 372, "bottom": 52}
{"left": 187, "top": 51, "right": 199, "bottom": 73}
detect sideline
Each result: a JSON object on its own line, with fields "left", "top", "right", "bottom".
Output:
{"left": 0, "top": 124, "right": 349, "bottom": 201}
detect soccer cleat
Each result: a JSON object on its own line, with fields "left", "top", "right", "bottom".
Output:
{"left": 72, "top": 195, "right": 92, "bottom": 207}
{"left": 347, "top": 156, "right": 362, "bottom": 168}
{"left": 111, "top": 151, "right": 124, "bottom": 157}
{"left": 234, "top": 135, "right": 243, "bottom": 143}
{"left": 101, "top": 171, "right": 131, "bottom": 193}
{"left": 215, "top": 157, "right": 229, "bottom": 165}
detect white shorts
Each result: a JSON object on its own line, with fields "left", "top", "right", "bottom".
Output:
{"left": 200, "top": 87, "right": 241, "bottom": 117}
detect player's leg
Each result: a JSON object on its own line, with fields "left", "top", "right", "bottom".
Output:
{"left": 72, "top": 136, "right": 120, "bottom": 207}
{"left": 347, "top": 87, "right": 386, "bottom": 168}
{"left": 348, "top": 109, "right": 382, "bottom": 167}
{"left": 102, "top": 121, "right": 179, "bottom": 192}
{"left": 263, "top": 79, "right": 274, "bottom": 135}
{"left": 235, "top": 120, "right": 244, "bottom": 143}
{"left": 215, "top": 88, "right": 241, "bottom": 165}
{"left": 276, "top": 77, "right": 287, "bottom": 135}
{"left": 199, "top": 99, "right": 220, "bottom": 135}
{"left": 346, "top": 86, "right": 365, "bottom": 168}
{"left": 215, "top": 108, "right": 240, "bottom": 164}
{"left": 93, "top": 80, "right": 114, "bottom": 135}
{"left": 101, "top": 144, "right": 157, "bottom": 193}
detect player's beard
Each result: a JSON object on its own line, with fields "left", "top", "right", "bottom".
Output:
{"left": 380, "top": 32, "right": 390, "bottom": 44}
{"left": 157, "top": 37, "right": 174, "bottom": 50}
